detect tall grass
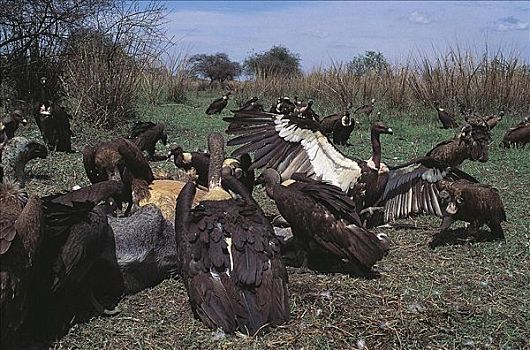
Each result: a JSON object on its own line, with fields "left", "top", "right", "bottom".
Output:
{"left": 236, "top": 47, "right": 530, "bottom": 116}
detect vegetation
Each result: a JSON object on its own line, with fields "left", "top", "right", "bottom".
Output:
{"left": 244, "top": 45, "right": 302, "bottom": 78}
{"left": 12, "top": 92, "right": 528, "bottom": 349}
{"left": 189, "top": 53, "right": 242, "bottom": 86}
{"left": 348, "top": 50, "right": 390, "bottom": 76}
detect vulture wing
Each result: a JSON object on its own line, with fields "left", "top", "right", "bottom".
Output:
{"left": 115, "top": 138, "right": 155, "bottom": 183}
{"left": 82, "top": 145, "right": 105, "bottom": 184}
{"left": 225, "top": 111, "right": 362, "bottom": 192}
{"left": 382, "top": 156, "right": 478, "bottom": 222}
{"left": 129, "top": 121, "right": 156, "bottom": 139}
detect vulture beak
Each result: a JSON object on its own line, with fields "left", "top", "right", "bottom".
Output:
{"left": 21, "top": 119, "right": 28, "bottom": 125}
{"left": 386, "top": 127, "right": 393, "bottom": 135}
{"left": 446, "top": 202, "right": 458, "bottom": 215}
{"left": 255, "top": 174, "right": 265, "bottom": 185}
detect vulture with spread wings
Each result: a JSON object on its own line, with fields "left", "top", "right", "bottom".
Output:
{"left": 224, "top": 111, "right": 485, "bottom": 224}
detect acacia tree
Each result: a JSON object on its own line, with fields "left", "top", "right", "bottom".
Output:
{"left": 348, "top": 51, "right": 389, "bottom": 75}
{"left": 189, "top": 53, "right": 241, "bottom": 85}
{"left": 244, "top": 45, "right": 302, "bottom": 78}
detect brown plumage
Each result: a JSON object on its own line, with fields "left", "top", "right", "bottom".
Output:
{"left": 24, "top": 181, "right": 124, "bottom": 339}
{"left": 1, "top": 183, "right": 43, "bottom": 349}
{"left": 484, "top": 111, "right": 504, "bottom": 130}
{"left": 34, "top": 77, "right": 73, "bottom": 152}
{"left": 433, "top": 101, "right": 458, "bottom": 129}
{"left": 0, "top": 137, "right": 48, "bottom": 186}
{"left": 354, "top": 98, "right": 375, "bottom": 117}
{"left": 206, "top": 92, "right": 231, "bottom": 115}
{"left": 1, "top": 110, "right": 27, "bottom": 140}
{"left": 501, "top": 117, "right": 530, "bottom": 148}
{"left": 320, "top": 109, "right": 356, "bottom": 146}
{"left": 82, "top": 138, "right": 154, "bottom": 215}
{"left": 295, "top": 99, "right": 320, "bottom": 121}
{"left": 269, "top": 97, "right": 296, "bottom": 114}
{"left": 232, "top": 96, "right": 264, "bottom": 112}
{"left": 175, "top": 133, "right": 289, "bottom": 335}
{"left": 128, "top": 122, "right": 168, "bottom": 160}
{"left": 258, "top": 169, "right": 389, "bottom": 275}
{"left": 430, "top": 179, "right": 506, "bottom": 248}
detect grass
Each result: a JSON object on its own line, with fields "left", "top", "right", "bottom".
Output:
{"left": 16, "top": 93, "right": 529, "bottom": 349}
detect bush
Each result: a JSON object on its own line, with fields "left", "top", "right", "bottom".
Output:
{"left": 189, "top": 53, "right": 241, "bottom": 87}
{"left": 244, "top": 45, "right": 302, "bottom": 78}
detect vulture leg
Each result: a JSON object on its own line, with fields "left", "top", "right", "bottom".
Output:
{"left": 429, "top": 216, "right": 455, "bottom": 249}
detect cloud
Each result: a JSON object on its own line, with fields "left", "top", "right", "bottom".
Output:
{"left": 494, "top": 16, "right": 529, "bottom": 31}
{"left": 408, "top": 11, "right": 433, "bottom": 25}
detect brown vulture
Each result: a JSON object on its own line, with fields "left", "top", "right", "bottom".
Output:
{"left": 430, "top": 179, "right": 506, "bottom": 248}
{"left": 232, "top": 96, "right": 264, "bottom": 112}
{"left": 168, "top": 144, "right": 254, "bottom": 193}
{"left": 257, "top": 169, "right": 389, "bottom": 274}
{"left": 82, "top": 138, "right": 154, "bottom": 215}
{"left": 294, "top": 99, "right": 320, "bottom": 122}
{"left": 484, "top": 111, "right": 504, "bottom": 130}
{"left": 128, "top": 121, "right": 168, "bottom": 160}
{"left": 1, "top": 110, "right": 27, "bottom": 140}
{"left": 433, "top": 101, "right": 458, "bottom": 129}
{"left": 501, "top": 117, "right": 530, "bottom": 148}
{"left": 354, "top": 98, "right": 376, "bottom": 118}
{"left": 23, "top": 181, "right": 125, "bottom": 339}
{"left": 34, "top": 77, "right": 73, "bottom": 152}
{"left": 1, "top": 183, "right": 43, "bottom": 349}
{"left": 320, "top": 109, "right": 357, "bottom": 146}
{"left": 175, "top": 133, "right": 289, "bottom": 335}
{"left": 0, "top": 137, "right": 48, "bottom": 186}
{"left": 223, "top": 111, "right": 484, "bottom": 226}
{"left": 269, "top": 97, "right": 296, "bottom": 115}
{"left": 206, "top": 92, "right": 231, "bottom": 115}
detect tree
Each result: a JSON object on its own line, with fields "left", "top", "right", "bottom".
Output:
{"left": 188, "top": 53, "right": 241, "bottom": 85}
{"left": 348, "top": 51, "right": 389, "bottom": 75}
{"left": 244, "top": 45, "right": 302, "bottom": 78}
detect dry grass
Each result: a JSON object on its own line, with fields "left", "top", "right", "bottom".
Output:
{"left": 15, "top": 93, "right": 530, "bottom": 350}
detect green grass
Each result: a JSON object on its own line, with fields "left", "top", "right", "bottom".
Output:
{"left": 16, "top": 93, "right": 529, "bottom": 349}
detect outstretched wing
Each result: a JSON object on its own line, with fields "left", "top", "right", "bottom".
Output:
{"left": 225, "top": 111, "right": 362, "bottom": 192}
{"left": 382, "top": 156, "right": 478, "bottom": 222}
{"left": 114, "top": 138, "right": 154, "bottom": 183}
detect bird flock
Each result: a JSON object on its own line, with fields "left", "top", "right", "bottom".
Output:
{"left": 1, "top": 85, "right": 529, "bottom": 348}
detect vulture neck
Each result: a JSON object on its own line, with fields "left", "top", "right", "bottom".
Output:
{"left": 370, "top": 129, "right": 383, "bottom": 170}
{"left": 203, "top": 134, "right": 231, "bottom": 201}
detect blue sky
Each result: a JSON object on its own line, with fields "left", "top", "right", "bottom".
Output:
{"left": 162, "top": 1, "right": 530, "bottom": 70}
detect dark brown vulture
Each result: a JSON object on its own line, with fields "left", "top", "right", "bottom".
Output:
{"left": 82, "top": 138, "right": 154, "bottom": 215}
{"left": 168, "top": 144, "right": 254, "bottom": 193}
{"left": 0, "top": 137, "right": 48, "bottom": 186}
{"left": 354, "top": 98, "right": 376, "bottom": 118}
{"left": 320, "top": 109, "right": 356, "bottom": 146}
{"left": 294, "top": 99, "right": 320, "bottom": 122}
{"left": 23, "top": 181, "right": 124, "bottom": 339}
{"left": 429, "top": 179, "right": 506, "bottom": 248}
{"left": 501, "top": 117, "right": 530, "bottom": 148}
{"left": 128, "top": 121, "right": 168, "bottom": 160}
{"left": 1, "top": 183, "right": 43, "bottom": 349}
{"left": 269, "top": 97, "right": 296, "bottom": 114}
{"left": 223, "top": 111, "right": 482, "bottom": 226}
{"left": 175, "top": 133, "right": 289, "bottom": 335}
{"left": 232, "top": 96, "right": 264, "bottom": 112}
{"left": 433, "top": 101, "right": 458, "bottom": 129}
{"left": 257, "top": 169, "right": 389, "bottom": 274}
{"left": 206, "top": 92, "right": 231, "bottom": 115}
{"left": 484, "top": 111, "right": 504, "bottom": 130}
{"left": 34, "top": 77, "right": 73, "bottom": 152}
{"left": 1, "top": 110, "right": 27, "bottom": 140}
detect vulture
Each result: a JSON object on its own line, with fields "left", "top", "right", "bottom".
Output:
{"left": 34, "top": 77, "right": 74, "bottom": 152}
{"left": 232, "top": 96, "right": 264, "bottom": 112}
{"left": 1, "top": 183, "right": 43, "bottom": 349}
{"left": 0, "top": 137, "right": 48, "bottom": 186}
{"left": 501, "top": 117, "right": 530, "bottom": 148}
{"left": 175, "top": 133, "right": 289, "bottom": 335}
{"left": 168, "top": 144, "right": 254, "bottom": 193}
{"left": 354, "top": 98, "right": 376, "bottom": 118}
{"left": 224, "top": 111, "right": 484, "bottom": 226}
{"left": 0, "top": 121, "right": 6, "bottom": 150}
{"left": 128, "top": 121, "right": 168, "bottom": 160}
{"left": 257, "top": 169, "right": 389, "bottom": 274}
{"left": 1, "top": 110, "right": 27, "bottom": 140}
{"left": 294, "top": 99, "right": 320, "bottom": 122}
{"left": 23, "top": 181, "right": 124, "bottom": 339}
{"left": 433, "top": 101, "right": 458, "bottom": 129}
{"left": 206, "top": 92, "right": 231, "bottom": 115}
{"left": 429, "top": 179, "right": 506, "bottom": 248}
{"left": 269, "top": 97, "right": 296, "bottom": 115}
{"left": 320, "top": 108, "right": 356, "bottom": 146}
{"left": 82, "top": 138, "right": 154, "bottom": 215}
{"left": 484, "top": 111, "right": 504, "bottom": 130}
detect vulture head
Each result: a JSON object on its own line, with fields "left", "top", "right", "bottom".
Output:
{"left": 167, "top": 144, "right": 192, "bottom": 165}
{"left": 371, "top": 121, "right": 394, "bottom": 136}
{"left": 223, "top": 91, "right": 232, "bottom": 100}
{"left": 256, "top": 168, "right": 281, "bottom": 198}
{"left": 1, "top": 137, "right": 48, "bottom": 186}
{"left": 459, "top": 117, "right": 491, "bottom": 162}
{"left": 11, "top": 110, "right": 27, "bottom": 126}
{"left": 439, "top": 187, "right": 463, "bottom": 215}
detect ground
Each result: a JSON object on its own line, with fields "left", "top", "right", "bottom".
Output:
{"left": 16, "top": 93, "right": 529, "bottom": 349}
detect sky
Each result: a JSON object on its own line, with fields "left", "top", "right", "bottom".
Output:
{"left": 162, "top": 1, "right": 530, "bottom": 70}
